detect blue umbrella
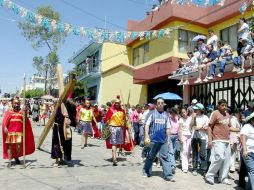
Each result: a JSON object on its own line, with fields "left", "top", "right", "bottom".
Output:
{"left": 153, "top": 92, "right": 182, "bottom": 100}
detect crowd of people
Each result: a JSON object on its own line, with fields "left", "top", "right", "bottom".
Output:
{"left": 176, "top": 17, "right": 254, "bottom": 85}
{"left": 1, "top": 96, "right": 254, "bottom": 189}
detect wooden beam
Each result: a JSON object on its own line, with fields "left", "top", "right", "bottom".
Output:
{"left": 57, "top": 64, "right": 64, "bottom": 95}
{"left": 37, "top": 73, "right": 76, "bottom": 149}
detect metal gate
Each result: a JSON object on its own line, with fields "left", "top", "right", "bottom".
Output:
{"left": 190, "top": 76, "right": 254, "bottom": 110}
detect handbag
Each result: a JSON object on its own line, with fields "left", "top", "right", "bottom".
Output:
{"left": 64, "top": 117, "right": 72, "bottom": 140}
{"left": 101, "top": 124, "right": 111, "bottom": 140}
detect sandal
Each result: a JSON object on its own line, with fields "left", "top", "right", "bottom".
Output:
{"left": 113, "top": 159, "right": 118, "bottom": 166}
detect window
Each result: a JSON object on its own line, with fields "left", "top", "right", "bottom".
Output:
{"left": 132, "top": 42, "right": 150, "bottom": 66}
{"left": 178, "top": 29, "right": 201, "bottom": 53}
{"left": 88, "top": 86, "right": 97, "bottom": 100}
{"left": 92, "top": 51, "right": 99, "bottom": 68}
{"left": 220, "top": 24, "right": 238, "bottom": 50}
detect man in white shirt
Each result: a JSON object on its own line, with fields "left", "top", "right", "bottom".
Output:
{"left": 207, "top": 29, "right": 218, "bottom": 51}
{"left": 240, "top": 112, "right": 254, "bottom": 189}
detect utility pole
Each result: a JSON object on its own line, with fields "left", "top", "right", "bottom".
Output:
{"left": 44, "top": 64, "right": 49, "bottom": 95}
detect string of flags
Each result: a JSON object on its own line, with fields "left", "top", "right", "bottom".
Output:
{"left": 0, "top": 0, "right": 174, "bottom": 43}
{"left": 170, "top": 0, "right": 225, "bottom": 7}
{"left": 0, "top": 0, "right": 248, "bottom": 42}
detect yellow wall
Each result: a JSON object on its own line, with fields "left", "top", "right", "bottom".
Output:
{"left": 100, "top": 66, "right": 147, "bottom": 105}
{"left": 211, "top": 11, "right": 253, "bottom": 37}
{"left": 101, "top": 42, "right": 130, "bottom": 72}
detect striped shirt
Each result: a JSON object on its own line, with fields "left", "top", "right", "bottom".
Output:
{"left": 146, "top": 109, "right": 171, "bottom": 143}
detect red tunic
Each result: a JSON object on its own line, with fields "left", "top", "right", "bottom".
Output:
{"left": 104, "top": 107, "right": 134, "bottom": 151}
{"left": 2, "top": 110, "right": 35, "bottom": 159}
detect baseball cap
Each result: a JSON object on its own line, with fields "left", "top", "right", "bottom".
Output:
{"left": 191, "top": 99, "right": 198, "bottom": 104}
{"left": 193, "top": 103, "right": 205, "bottom": 110}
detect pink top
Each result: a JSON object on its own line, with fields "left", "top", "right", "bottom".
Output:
{"left": 130, "top": 110, "right": 139, "bottom": 123}
{"left": 169, "top": 116, "right": 180, "bottom": 135}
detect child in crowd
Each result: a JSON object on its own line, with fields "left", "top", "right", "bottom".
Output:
{"left": 177, "top": 51, "right": 199, "bottom": 85}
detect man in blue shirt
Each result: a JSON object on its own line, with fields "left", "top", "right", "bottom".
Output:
{"left": 202, "top": 44, "right": 218, "bottom": 82}
{"left": 142, "top": 97, "right": 175, "bottom": 182}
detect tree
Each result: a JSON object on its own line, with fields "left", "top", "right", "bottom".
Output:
{"left": 20, "top": 88, "right": 44, "bottom": 98}
{"left": 18, "top": 6, "right": 66, "bottom": 94}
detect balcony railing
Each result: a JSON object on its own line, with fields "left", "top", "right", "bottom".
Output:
{"left": 77, "top": 62, "right": 101, "bottom": 80}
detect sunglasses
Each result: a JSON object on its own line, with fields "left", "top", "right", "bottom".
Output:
{"left": 157, "top": 102, "right": 164, "bottom": 105}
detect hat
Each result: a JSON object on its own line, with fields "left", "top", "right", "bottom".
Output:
{"left": 193, "top": 103, "right": 204, "bottom": 110}
{"left": 244, "top": 112, "right": 254, "bottom": 123}
{"left": 191, "top": 99, "right": 198, "bottom": 104}
{"left": 240, "top": 37, "right": 248, "bottom": 42}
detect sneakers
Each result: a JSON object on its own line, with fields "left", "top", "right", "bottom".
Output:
{"left": 183, "top": 80, "right": 189, "bottom": 85}
{"left": 165, "top": 177, "right": 176, "bottom": 182}
{"left": 205, "top": 177, "right": 214, "bottom": 185}
{"left": 232, "top": 67, "right": 238, "bottom": 72}
{"left": 182, "top": 169, "right": 188, "bottom": 173}
{"left": 237, "top": 69, "right": 245, "bottom": 74}
{"left": 156, "top": 163, "right": 161, "bottom": 168}
{"left": 246, "top": 69, "right": 252, "bottom": 73}
{"left": 207, "top": 76, "right": 214, "bottom": 80}
{"left": 217, "top": 73, "right": 222, "bottom": 78}
{"left": 194, "top": 78, "right": 202, "bottom": 84}
{"left": 177, "top": 80, "right": 183, "bottom": 86}
{"left": 203, "top": 77, "right": 209, "bottom": 82}
{"left": 221, "top": 179, "right": 232, "bottom": 185}
{"left": 192, "top": 171, "right": 198, "bottom": 176}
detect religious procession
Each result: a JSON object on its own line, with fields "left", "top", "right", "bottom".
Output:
{"left": 1, "top": 0, "right": 254, "bottom": 190}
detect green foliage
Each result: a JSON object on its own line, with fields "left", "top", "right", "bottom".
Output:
{"left": 73, "top": 80, "right": 86, "bottom": 98}
{"left": 18, "top": 6, "right": 66, "bottom": 93}
{"left": 21, "top": 88, "right": 44, "bottom": 98}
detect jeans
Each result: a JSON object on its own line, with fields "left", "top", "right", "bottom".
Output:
{"left": 239, "top": 154, "right": 248, "bottom": 188}
{"left": 139, "top": 125, "right": 145, "bottom": 147}
{"left": 210, "top": 57, "right": 232, "bottom": 76}
{"left": 191, "top": 138, "right": 207, "bottom": 172}
{"left": 205, "top": 142, "right": 231, "bottom": 183}
{"left": 133, "top": 122, "right": 140, "bottom": 145}
{"left": 143, "top": 141, "right": 173, "bottom": 179}
{"left": 233, "top": 56, "right": 241, "bottom": 66}
{"left": 244, "top": 152, "right": 254, "bottom": 190}
{"left": 169, "top": 134, "right": 178, "bottom": 169}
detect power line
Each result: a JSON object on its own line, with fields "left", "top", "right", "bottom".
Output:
{"left": 58, "top": 0, "right": 126, "bottom": 30}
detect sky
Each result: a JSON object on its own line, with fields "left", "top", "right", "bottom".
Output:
{"left": 0, "top": 0, "right": 154, "bottom": 94}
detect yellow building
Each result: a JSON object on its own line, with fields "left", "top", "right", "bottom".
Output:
{"left": 69, "top": 42, "right": 147, "bottom": 105}
{"left": 126, "top": 0, "right": 254, "bottom": 108}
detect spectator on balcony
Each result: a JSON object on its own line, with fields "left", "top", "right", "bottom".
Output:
{"left": 177, "top": 51, "right": 198, "bottom": 86}
{"left": 237, "top": 18, "right": 250, "bottom": 56}
{"left": 237, "top": 37, "right": 254, "bottom": 74}
{"left": 207, "top": 29, "right": 218, "bottom": 51}
{"left": 195, "top": 44, "right": 218, "bottom": 83}
{"left": 208, "top": 41, "right": 233, "bottom": 80}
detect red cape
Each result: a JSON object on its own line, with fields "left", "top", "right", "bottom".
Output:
{"left": 104, "top": 107, "right": 134, "bottom": 152}
{"left": 2, "top": 111, "right": 35, "bottom": 159}
{"left": 92, "top": 120, "right": 101, "bottom": 138}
